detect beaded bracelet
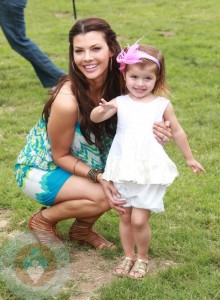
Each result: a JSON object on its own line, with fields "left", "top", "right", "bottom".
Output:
{"left": 87, "top": 168, "right": 103, "bottom": 183}
{"left": 73, "top": 158, "right": 82, "bottom": 174}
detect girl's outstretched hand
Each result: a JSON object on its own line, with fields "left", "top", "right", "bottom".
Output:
{"left": 99, "top": 177, "right": 126, "bottom": 214}
{"left": 187, "top": 159, "right": 206, "bottom": 176}
{"left": 99, "top": 98, "right": 116, "bottom": 112}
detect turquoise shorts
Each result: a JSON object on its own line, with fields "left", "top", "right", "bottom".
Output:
{"left": 15, "top": 164, "right": 72, "bottom": 206}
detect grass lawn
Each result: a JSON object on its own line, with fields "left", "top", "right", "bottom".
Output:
{"left": 0, "top": 0, "right": 219, "bottom": 299}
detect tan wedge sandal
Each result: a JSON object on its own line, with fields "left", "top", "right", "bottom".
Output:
{"left": 29, "top": 207, "right": 61, "bottom": 245}
{"left": 113, "top": 257, "right": 135, "bottom": 276}
{"left": 129, "top": 258, "right": 149, "bottom": 279}
{"left": 69, "top": 219, "right": 116, "bottom": 249}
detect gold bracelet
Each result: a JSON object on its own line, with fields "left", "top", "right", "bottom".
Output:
{"left": 87, "top": 168, "right": 103, "bottom": 183}
{"left": 73, "top": 158, "right": 81, "bottom": 174}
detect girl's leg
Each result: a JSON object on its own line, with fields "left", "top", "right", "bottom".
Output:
{"left": 131, "top": 208, "right": 151, "bottom": 259}
{"left": 130, "top": 208, "right": 151, "bottom": 278}
{"left": 113, "top": 207, "right": 135, "bottom": 275}
{"left": 119, "top": 207, "right": 135, "bottom": 259}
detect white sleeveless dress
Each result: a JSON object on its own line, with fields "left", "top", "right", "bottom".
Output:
{"left": 102, "top": 95, "right": 179, "bottom": 212}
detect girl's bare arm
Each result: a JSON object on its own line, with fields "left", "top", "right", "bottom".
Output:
{"left": 163, "top": 103, "right": 206, "bottom": 175}
{"left": 90, "top": 98, "right": 117, "bottom": 123}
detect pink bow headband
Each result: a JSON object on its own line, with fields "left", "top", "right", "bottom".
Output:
{"left": 116, "top": 41, "right": 160, "bottom": 72}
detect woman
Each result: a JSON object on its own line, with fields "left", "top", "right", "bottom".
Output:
{"left": 15, "top": 18, "right": 172, "bottom": 248}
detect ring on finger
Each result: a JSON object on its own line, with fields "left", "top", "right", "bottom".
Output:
{"left": 162, "top": 135, "right": 167, "bottom": 142}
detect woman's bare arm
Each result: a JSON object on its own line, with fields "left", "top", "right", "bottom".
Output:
{"left": 48, "top": 91, "right": 91, "bottom": 177}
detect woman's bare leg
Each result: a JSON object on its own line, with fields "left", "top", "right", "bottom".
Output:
{"left": 42, "top": 175, "right": 110, "bottom": 222}
{"left": 29, "top": 175, "right": 113, "bottom": 248}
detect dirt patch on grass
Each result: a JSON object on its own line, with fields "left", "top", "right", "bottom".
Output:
{"left": 69, "top": 249, "right": 114, "bottom": 300}
{"left": 54, "top": 12, "right": 72, "bottom": 18}
{"left": 0, "top": 209, "right": 10, "bottom": 228}
{"left": 0, "top": 211, "right": 178, "bottom": 300}
{"left": 68, "top": 250, "right": 178, "bottom": 300}
{"left": 157, "top": 31, "right": 176, "bottom": 38}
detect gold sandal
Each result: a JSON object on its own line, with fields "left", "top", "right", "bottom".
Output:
{"left": 69, "top": 219, "right": 116, "bottom": 249}
{"left": 129, "top": 258, "right": 149, "bottom": 279}
{"left": 113, "top": 257, "right": 135, "bottom": 276}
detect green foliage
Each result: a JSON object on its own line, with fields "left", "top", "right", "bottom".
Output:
{"left": 0, "top": 0, "right": 219, "bottom": 299}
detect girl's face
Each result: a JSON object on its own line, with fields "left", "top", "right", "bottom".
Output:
{"left": 124, "top": 63, "right": 157, "bottom": 100}
{"left": 73, "top": 31, "right": 114, "bottom": 83}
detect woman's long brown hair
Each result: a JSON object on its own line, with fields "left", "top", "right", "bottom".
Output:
{"left": 42, "top": 18, "right": 124, "bottom": 150}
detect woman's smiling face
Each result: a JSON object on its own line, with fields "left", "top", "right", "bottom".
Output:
{"left": 73, "top": 31, "right": 113, "bottom": 82}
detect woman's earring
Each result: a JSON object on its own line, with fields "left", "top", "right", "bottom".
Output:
{"left": 109, "top": 57, "right": 113, "bottom": 72}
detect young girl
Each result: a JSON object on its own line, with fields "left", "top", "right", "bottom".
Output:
{"left": 90, "top": 41, "right": 206, "bottom": 278}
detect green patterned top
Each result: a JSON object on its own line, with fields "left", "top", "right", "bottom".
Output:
{"left": 16, "top": 118, "right": 112, "bottom": 171}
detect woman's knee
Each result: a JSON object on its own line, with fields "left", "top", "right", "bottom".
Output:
{"left": 95, "top": 195, "right": 110, "bottom": 213}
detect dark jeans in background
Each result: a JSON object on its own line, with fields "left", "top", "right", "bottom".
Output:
{"left": 0, "top": 0, "right": 66, "bottom": 88}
